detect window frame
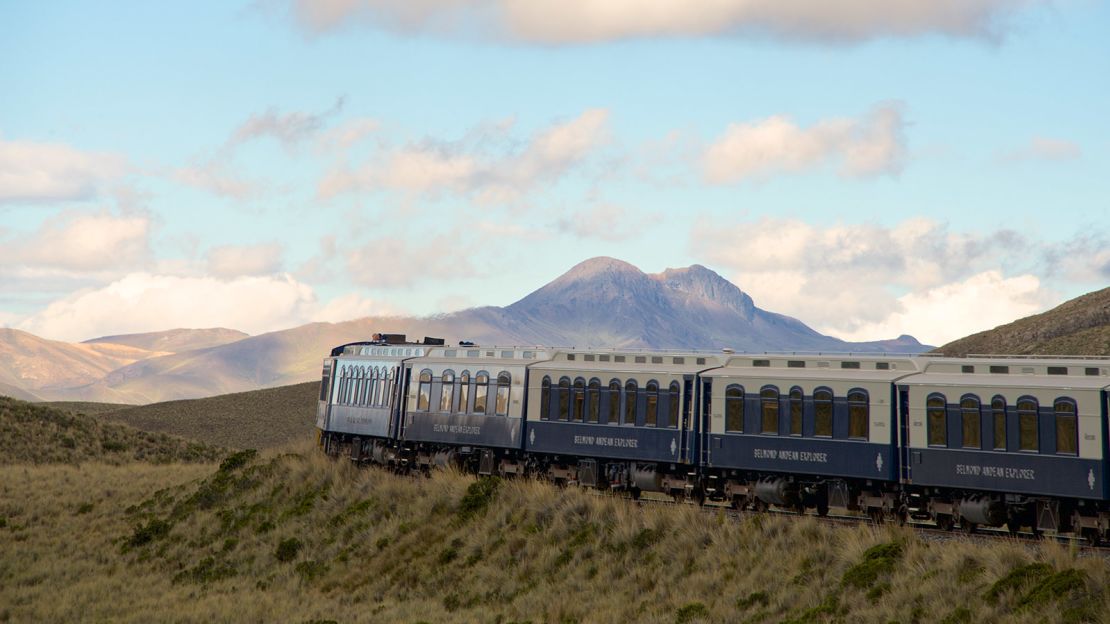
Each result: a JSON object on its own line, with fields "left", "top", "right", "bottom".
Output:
{"left": 473, "top": 371, "right": 489, "bottom": 414}
{"left": 813, "top": 387, "right": 834, "bottom": 438}
{"left": 624, "top": 380, "right": 639, "bottom": 426}
{"left": 927, "top": 393, "right": 947, "bottom": 447}
{"left": 1017, "top": 396, "right": 1039, "bottom": 452}
{"left": 668, "top": 381, "right": 680, "bottom": 429}
{"left": 725, "top": 384, "right": 744, "bottom": 433}
{"left": 760, "top": 385, "right": 779, "bottom": 435}
{"left": 991, "top": 396, "right": 1006, "bottom": 451}
{"left": 960, "top": 394, "right": 981, "bottom": 449}
{"left": 645, "top": 380, "right": 659, "bottom": 427}
{"left": 789, "top": 387, "right": 803, "bottom": 436}
{"left": 847, "top": 388, "right": 869, "bottom": 440}
{"left": 417, "top": 369, "right": 432, "bottom": 411}
{"left": 495, "top": 372, "right": 511, "bottom": 416}
{"left": 1054, "top": 397, "right": 1078, "bottom": 456}
{"left": 440, "top": 369, "right": 455, "bottom": 413}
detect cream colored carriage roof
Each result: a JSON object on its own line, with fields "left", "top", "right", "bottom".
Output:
{"left": 529, "top": 349, "right": 726, "bottom": 375}
{"left": 898, "top": 372, "right": 1110, "bottom": 391}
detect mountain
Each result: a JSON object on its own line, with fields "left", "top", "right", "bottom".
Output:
{"left": 2, "top": 257, "right": 928, "bottom": 403}
{"left": 935, "top": 286, "right": 1110, "bottom": 357}
{"left": 84, "top": 328, "right": 248, "bottom": 353}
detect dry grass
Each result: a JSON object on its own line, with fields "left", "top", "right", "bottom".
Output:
{"left": 4, "top": 440, "right": 1110, "bottom": 623}
{"left": 0, "top": 396, "right": 225, "bottom": 465}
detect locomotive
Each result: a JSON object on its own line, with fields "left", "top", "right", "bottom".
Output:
{"left": 315, "top": 333, "right": 1110, "bottom": 544}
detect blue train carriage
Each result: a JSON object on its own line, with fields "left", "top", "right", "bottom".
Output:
{"left": 901, "top": 357, "right": 1110, "bottom": 541}
{"left": 317, "top": 336, "right": 436, "bottom": 464}
{"left": 400, "top": 346, "right": 552, "bottom": 475}
{"left": 524, "top": 350, "right": 724, "bottom": 500}
{"left": 700, "top": 354, "right": 922, "bottom": 519}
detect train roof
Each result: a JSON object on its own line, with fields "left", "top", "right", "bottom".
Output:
{"left": 896, "top": 372, "right": 1110, "bottom": 391}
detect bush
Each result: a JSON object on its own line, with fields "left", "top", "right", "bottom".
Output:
{"left": 842, "top": 542, "right": 903, "bottom": 590}
{"left": 675, "top": 602, "right": 709, "bottom": 623}
{"left": 127, "top": 518, "right": 172, "bottom": 548}
{"left": 275, "top": 537, "right": 303, "bottom": 562}
{"left": 457, "top": 477, "right": 500, "bottom": 522}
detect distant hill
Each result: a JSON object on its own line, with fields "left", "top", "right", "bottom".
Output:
{"left": 95, "top": 381, "right": 319, "bottom": 449}
{"left": 935, "top": 286, "right": 1110, "bottom": 357}
{"left": 0, "top": 396, "right": 225, "bottom": 464}
{"left": 84, "top": 327, "right": 248, "bottom": 353}
{"left": 3, "top": 257, "right": 928, "bottom": 403}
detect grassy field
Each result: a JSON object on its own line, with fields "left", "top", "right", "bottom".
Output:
{"left": 3, "top": 438, "right": 1109, "bottom": 623}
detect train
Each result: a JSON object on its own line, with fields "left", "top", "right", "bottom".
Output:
{"left": 314, "top": 333, "right": 1110, "bottom": 544}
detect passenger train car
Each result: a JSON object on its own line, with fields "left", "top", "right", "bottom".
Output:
{"left": 315, "top": 334, "right": 1110, "bottom": 543}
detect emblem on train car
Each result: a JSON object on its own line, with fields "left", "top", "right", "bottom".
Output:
{"left": 529, "top": 428, "right": 535, "bottom": 445}
{"left": 1089, "top": 469, "right": 1096, "bottom": 491}
{"left": 876, "top": 453, "right": 883, "bottom": 472}
{"left": 670, "top": 438, "right": 677, "bottom": 457}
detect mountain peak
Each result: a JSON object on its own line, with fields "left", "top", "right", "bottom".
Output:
{"left": 560, "top": 256, "right": 643, "bottom": 281}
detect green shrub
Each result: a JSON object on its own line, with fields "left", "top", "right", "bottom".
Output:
{"left": 842, "top": 542, "right": 904, "bottom": 589}
{"left": 675, "top": 602, "right": 709, "bottom": 623}
{"left": 983, "top": 563, "right": 1052, "bottom": 604}
{"left": 127, "top": 518, "right": 172, "bottom": 548}
{"left": 275, "top": 537, "right": 303, "bottom": 562}
{"left": 457, "top": 477, "right": 500, "bottom": 521}
{"left": 737, "top": 591, "right": 769, "bottom": 610}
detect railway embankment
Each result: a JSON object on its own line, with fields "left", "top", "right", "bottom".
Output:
{"left": 3, "top": 436, "right": 1107, "bottom": 623}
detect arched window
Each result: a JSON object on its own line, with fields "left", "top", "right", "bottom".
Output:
{"left": 361, "top": 367, "right": 370, "bottom": 406}
{"left": 992, "top": 396, "right": 1006, "bottom": 450}
{"left": 458, "top": 371, "right": 470, "bottom": 413}
{"left": 725, "top": 385, "right": 744, "bottom": 433}
{"left": 668, "top": 381, "right": 680, "bottom": 428}
{"left": 848, "top": 389, "right": 869, "bottom": 440}
{"left": 495, "top": 372, "right": 511, "bottom": 416}
{"left": 386, "top": 368, "right": 395, "bottom": 407}
{"left": 961, "top": 395, "right": 981, "bottom": 449}
{"left": 369, "top": 367, "right": 378, "bottom": 406}
{"left": 339, "top": 366, "right": 349, "bottom": 405}
{"left": 608, "top": 380, "right": 621, "bottom": 424}
{"left": 417, "top": 369, "right": 432, "bottom": 411}
{"left": 572, "top": 378, "right": 586, "bottom": 422}
{"left": 557, "top": 377, "right": 571, "bottom": 421}
{"left": 540, "top": 376, "right": 551, "bottom": 420}
{"left": 789, "top": 387, "right": 803, "bottom": 436}
{"left": 625, "top": 380, "right": 638, "bottom": 425}
{"left": 644, "top": 381, "right": 658, "bottom": 427}
{"left": 761, "top": 386, "right": 779, "bottom": 434}
{"left": 1018, "top": 397, "right": 1039, "bottom": 452}
{"left": 588, "top": 379, "right": 602, "bottom": 423}
{"left": 474, "top": 372, "right": 489, "bottom": 414}
{"left": 1055, "top": 398, "right": 1077, "bottom": 455}
{"left": 440, "top": 370, "right": 455, "bottom": 412}
{"left": 814, "top": 388, "right": 833, "bottom": 437}
{"left": 927, "top": 394, "right": 947, "bottom": 446}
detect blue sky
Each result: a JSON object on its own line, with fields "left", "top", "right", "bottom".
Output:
{"left": 1, "top": 0, "right": 1107, "bottom": 345}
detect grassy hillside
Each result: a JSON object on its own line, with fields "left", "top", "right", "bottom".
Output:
{"left": 95, "top": 381, "right": 319, "bottom": 450}
{"left": 0, "top": 396, "right": 225, "bottom": 465}
{"left": 3, "top": 440, "right": 1106, "bottom": 623}
{"left": 937, "top": 286, "right": 1110, "bottom": 356}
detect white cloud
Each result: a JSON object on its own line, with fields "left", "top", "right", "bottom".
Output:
{"left": 555, "top": 203, "right": 656, "bottom": 242}
{"left": 691, "top": 217, "right": 1069, "bottom": 344}
{"left": 998, "top": 136, "right": 1082, "bottom": 162}
{"left": 173, "top": 160, "right": 261, "bottom": 199}
{"left": 833, "top": 271, "right": 1048, "bottom": 344}
{"left": 319, "top": 117, "right": 381, "bottom": 151}
{"left": 0, "top": 137, "right": 126, "bottom": 204}
{"left": 14, "top": 272, "right": 398, "bottom": 342}
{"left": 704, "top": 103, "right": 906, "bottom": 183}
{"left": 230, "top": 97, "right": 345, "bottom": 151}
{"left": 284, "top": 0, "right": 1041, "bottom": 43}
{"left": 318, "top": 108, "right": 609, "bottom": 201}
{"left": 313, "top": 292, "right": 405, "bottom": 322}
{"left": 205, "top": 243, "right": 285, "bottom": 277}
{"left": 4, "top": 210, "right": 150, "bottom": 272}
{"left": 345, "top": 233, "right": 479, "bottom": 288}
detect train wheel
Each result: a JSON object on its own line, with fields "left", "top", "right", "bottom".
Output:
{"left": 1006, "top": 519, "right": 1022, "bottom": 535}
{"left": 630, "top": 487, "right": 642, "bottom": 501}
{"left": 962, "top": 521, "right": 977, "bottom": 535}
{"left": 936, "top": 514, "right": 954, "bottom": 531}
{"left": 692, "top": 488, "right": 706, "bottom": 507}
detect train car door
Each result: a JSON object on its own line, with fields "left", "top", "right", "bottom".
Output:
{"left": 898, "top": 386, "right": 911, "bottom": 483}
{"left": 699, "top": 378, "right": 712, "bottom": 467}
{"left": 680, "top": 376, "right": 693, "bottom": 462}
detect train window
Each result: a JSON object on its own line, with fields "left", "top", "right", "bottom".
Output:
{"left": 1047, "top": 367, "right": 1067, "bottom": 376}
{"left": 673, "top": 357, "right": 685, "bottom": 365}
{"left": 787, "top": 360, "right": 805, "bottom": 368}
{"left": 761, "top": 386, "right": 779, "bottom": 434}
{"left": 440, "top": 370, "right": 455, "bottom": 412}
{"left": 814, "top": 389, "right": 833, "bottom": 437}
{"left": 725, "top": 385, "right": 744, "bottom": 433}
{"left": 540, "top": 377, "right": 551, "bottom": 420}
{"left": 962, "top": 365, "right": 974, "bottom": 374}
{"left": 848, "top": 390, "right": 869, "bottom": 440}
{"left": 645, "top": 381, "right": 659, "bottom": 427}
{"left": 608, "top": 380, "right": 621, "bottom": 424}
{"left": 467, "top": 350, "right": 479, "bottom": 357}
{"left": 1055, "top": 399, "right": 1077, "bottom": 455}
{"left": 841, "top": 361, "right": 860, "bottom": 369}
{"left": 573, "top": 378, "right": 586, "bottom": 422}
{"left": 584, "top": 354, "right": 595, "bottom": 362}
{"left": 599, "top": 355, "right": 610, "bottom": 362}
{"left": 567, "top": 354, "right": 576, "bottom": 361}
{"left": 789, "top": 387, "right": 803, "bottom": 436}
{"left": 875, "top": 362, "right": 890, "bottom": 370}
{"left": 496, "top": 373, "right": 511, "bottom": 416}
{"left": 960, "top": 395, "right": 981, "bottom": 449}
{"left": 474, "top": 372, "right": 489, "bottom": 414}
{"left": 625, "top": 380, "right": 638, "bottom": 425}
{"left": 417, "top": 370, "right": 432, "bottom": 411}
{"left": 651, "top": 356, "right": 663, "bottom": 364}
{"left": 927, "top": 395, "right": 946, "bottom": 446}
{"left": 635, "top": 356, "right": 647, "bottom": 364}
{"left": 753, "top": 359, "right": 770, "bottom": 367}
{"left": 458, "top": 371, "right": 470, "bottom": 413}
{"left": 558, "top": 377, "right": 571, "bottom": 421}
{"left": 523, "top": 351, "right": 534, "bottom": 359}
{"left": 501, "top": 351, "right": 513, "bottom": 359}
{"left": 696, "top": 358, "right": 706, "bottom": 365}
{"left": 992, "top": 397, "right": 1006, "bottom": 450}
{"left": 319, "top": 365, "right": 331, "bottom": 402}
{"left": 990, "top": 366, "right": 1009, "bottom": 374}
{"left": 668, "top": 381, "right": 680, "bottom": 428}
{"left": 588, "top": 379, "right": 601, "bottom": 423}
{"left": 1086, "top": 367, "right": 1100, "bottom": 376}
{"left": 614, "top": 356, "right": 625, "bottom": 363}
{"left": 1017, "top": 398, "right": 1039, "bottom": 452}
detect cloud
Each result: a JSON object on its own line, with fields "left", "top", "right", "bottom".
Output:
{"left": 4, "top": 210, "right": 150, "bottom": 272}
{"left": 703, "top": 102, "right": 907, "bottom": 183}
{"left": 319, "top": 117, "right": 381, "bottom": 151}
{"left": 555, "top": 203, "right": 657, "bottom": 242}
{"left": 690, "top": 216, "right": 1077, "bottom": 344}
{"left": 317, "top": 108, "right": 609, "bottom": 201}
{"left": 15, "top": 272, "right": 397, "bottom": 342}
{"left": 345, "top": 233, "right": 480, "bottom": 288}
{"left": 282, "top": 0, "right": 1041, "bottom": 43}
{"left": 205, "top": 243, "right": 285, "bottom": 277}
{"left": 0, "top": 137, "right": 126, "bottom": 204}
{"left": 173, "top": 160, "right": 261, "bottom": 199}
{"left": 229, "top": 97, "right": 345, "bottom": 151}
{"left": 998, "top": 136, "right": 1082, "bottom": 163}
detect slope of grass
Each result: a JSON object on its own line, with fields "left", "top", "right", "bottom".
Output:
{"left": 96, "top": 381, "right": 319, "bottom": 450}
{"left": 4, "top": 440, "right": 1106, "bottom": 623}
{"left": 0, "top": 396, "right": 225, "bottom": 465}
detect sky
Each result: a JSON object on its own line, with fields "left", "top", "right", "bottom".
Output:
{"left": 1, "top": 0, "right": 1107, "bottom": 346}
